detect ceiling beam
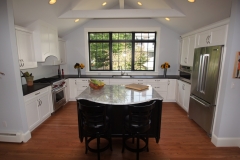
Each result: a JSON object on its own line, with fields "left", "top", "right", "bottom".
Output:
{"left": 59, "top": 9, "right": 185, "bottom": 19}
{"left": 119, "top": 0, "right": 124, "bottom": 9}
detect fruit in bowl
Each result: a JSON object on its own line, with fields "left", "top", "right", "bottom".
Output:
{"left": 89, "top": 79, "right": 105, "bottom": 89}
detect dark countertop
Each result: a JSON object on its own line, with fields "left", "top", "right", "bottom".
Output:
{"left": 22, "top": 74, "right": 180, "bottom": 96}
{"left": 22, "top": 83, "right": 51, "bottom": 96}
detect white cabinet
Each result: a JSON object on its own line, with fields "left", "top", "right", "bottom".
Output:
{"left": 27, "top": 20, "right": 59, "bottom": 62}
{"left": 176, "top": 80, "right": 191, "bottom": 112}
{"left": 196, "top": 25, "right": 227, "bottom": 48}
{"left": 110, "top": 79, "right": 133, "bottom": 85}
{"left": 58, "top": 38, "right": 67, "bottom": 64}
{"left": 24, "top": 86, "right": 52, "bottom": 131}
{"left": 180, "top": 34, "right": 196, "bottom": 66}
{"left": 69, "top": 79, "right": 89, "bottom": 101}
{"left": 15, "top": 26, "right": 37, "bottom": 69}
{"left": 167, "top": 79, "right": 176, "bottom": 101}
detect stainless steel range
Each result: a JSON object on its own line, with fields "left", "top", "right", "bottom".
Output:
{"left": 34, "top": 78, "right": 67, "bottom": 112}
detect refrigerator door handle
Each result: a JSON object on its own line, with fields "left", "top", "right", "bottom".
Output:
{"left": 190, "top": 95, "right": 210, "bottom": 107}
{"left": 200, "top": 54, "right": 209, "bottom": 94}
{"left": 197, "top": 54, "right": 203, "bottom": 92}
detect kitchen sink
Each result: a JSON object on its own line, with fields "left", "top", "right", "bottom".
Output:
{"left": 112, "top": 75, "right": 132, "bottom": 78}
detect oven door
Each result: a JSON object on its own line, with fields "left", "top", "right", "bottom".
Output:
{"left": 179, "top": 69, "right": 191, "bottom": 84}
{"left": 52, "top": 88, "right": 66, "bottom": 112}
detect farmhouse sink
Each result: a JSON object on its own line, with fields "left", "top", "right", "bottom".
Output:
{"left": 112, "top": 75, "right": 132, "bottom": 78}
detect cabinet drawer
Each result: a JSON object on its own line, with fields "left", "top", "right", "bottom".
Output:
{"left": 24, "top": 86, "right": 49, "bottom": 102}
{"left": 110, "top": 79, "right": 134, "bottom": 84}
{"left": 76, "top": 83, "right": 89, "bottom": 90}
{"left": 76, "top": 78, "right": 89, "bottom": 83}
{"left": 97, "top": 79, "right": 109, "bottom": 85}
{"left": 147, "top": 79, "right": 168, "bottom": 83}
{"left": 134, "top": 79, "right": 148, "bottom": 83}
{"left": 151, "top": 82, "right": 168, "bottom": 91}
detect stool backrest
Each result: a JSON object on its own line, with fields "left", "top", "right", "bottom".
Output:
{"left": 79, "top": 100, "right": 107, "bottom": 132}
{"left": 127, "top": 101, "right": 156, "bottom": 131}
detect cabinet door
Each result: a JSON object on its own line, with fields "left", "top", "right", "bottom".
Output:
{"left": 178, "top": 80, "right": 184, "bottom": 107}
{"left": 25, "top": 98, "right": 40, "bottom": 131}
{"left": 167, "top": 79, "right": 176, "bottom": 101}
{"left": 38, "top": 92, "right": 51, "bottom": 121}
{"left": 15, "top": 28, "right": 37, "bottom": 69}
{"left": 210, "top": 25, "right": 227, "bottom": 46}
{"left": 186, "top": 34, "right": 196, "bottom": 66}
{"left": 196, "top": 30, "right": 210, "bottom": 48}
{"left": 65, "top": 79, "right": 70, "bottom": 102}
{"left": 69, "top": 79, "right": 77, "bottom": 101}
{"left": 58, "top": 39, "right": 66, "bottom": 64}
{"left": 175, "top": 80, "right": 179, "bottom": 103}
{"left": 180, "top": 37, "right": 189, "bottom": 65}
{"left": 183, "top": 82, "right": 191, "bottom": 112}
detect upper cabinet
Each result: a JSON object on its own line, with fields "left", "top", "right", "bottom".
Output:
{"left": 180, "top": 34, "right": 196, "bottom": 66}
{"left": 27, "top": 20, "right": 59, "bottom": 62}
{"left": 58, "top": 38, "right": 67, "bottom": 64}
{"left": 15, "top": 26, "right": 37, "bottom": 69}
{"left": 196, "top": 25, "right": 228, "bottom": 48}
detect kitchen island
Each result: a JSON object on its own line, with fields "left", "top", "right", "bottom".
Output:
{"left": 76, "top": 85, "right": 163, "bottom": 143}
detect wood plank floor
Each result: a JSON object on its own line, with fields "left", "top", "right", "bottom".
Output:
{"left": 0, "top": 102, "right": 239, "bottom": 160}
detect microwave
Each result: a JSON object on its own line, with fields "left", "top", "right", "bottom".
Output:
{"left": 179, "top": 65, "right": 192, "bottom": 84}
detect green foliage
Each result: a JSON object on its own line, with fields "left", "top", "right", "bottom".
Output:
{"left": 21, "top": 71, "right": 33, "bottom": 77}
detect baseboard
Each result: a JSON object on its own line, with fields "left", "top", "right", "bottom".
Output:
{"left": 211, "top": 133, "right": 240, "bottom": 147}
{"left": 0, "top": 130, "right": 31, "bottom": 143}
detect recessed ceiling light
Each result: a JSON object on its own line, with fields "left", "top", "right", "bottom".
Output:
{"left": 49, "top": 0, "right": 56, "bottom": 5}
{"left": 102, "top": 2, "right": 107, "bottom": 6}
{"left": 165, "top": 18, "right": 170, "bottom": 21}
{"left": 138, "top": 2, "right": 142, "bottom": 6}
{"left": 188, "top": 0, "right": 195, "bottom": 2}
{"left": 75, "top": 19, "right": 79, "bottom": 22}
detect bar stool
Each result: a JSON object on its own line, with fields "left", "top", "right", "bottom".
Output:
{"left": 79, "top": 99, "right": 112, "bottom": 160}
{"left": 122, "top": 101, "right": 156, "bottom": 160}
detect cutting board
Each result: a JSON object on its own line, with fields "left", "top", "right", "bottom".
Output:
{"left": 125, "top": 83, "right": 149, "bottom": 91}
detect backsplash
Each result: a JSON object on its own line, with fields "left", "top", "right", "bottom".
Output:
{"left": 21, "top": 63, "right": 59, "bottom": 85}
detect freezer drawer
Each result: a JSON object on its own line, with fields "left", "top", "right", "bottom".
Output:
{"left": 188, "top": 95, "right": 215, "bottom": 136}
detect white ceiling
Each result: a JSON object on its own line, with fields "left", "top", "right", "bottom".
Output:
{"left": 12, "top": 0, "right": 232, "bottom": 37}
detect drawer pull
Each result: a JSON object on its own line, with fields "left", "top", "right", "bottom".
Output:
{"left": 35, "top": 92, "right": 40, "bottom": 95}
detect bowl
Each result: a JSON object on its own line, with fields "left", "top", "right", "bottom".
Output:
{"left": 89, "top": 81, "right": 104, "bottom": 90}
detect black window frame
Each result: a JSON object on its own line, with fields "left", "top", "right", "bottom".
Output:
{"left": 88, "top": 32, "right": 156, "bottom": 71}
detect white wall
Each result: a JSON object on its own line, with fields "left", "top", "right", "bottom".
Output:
{"left": 212, "top": 0, "right": 240, "bottom": 147}
{"left": 63, "top": 19, "right": 180, "bottom": 76}
{"left": 0, "top": 0, "right": 29, "bottom": 136}
{"left": 21, "top": 63, "right": 59, "bottom": 85}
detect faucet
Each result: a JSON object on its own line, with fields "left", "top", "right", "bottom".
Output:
{"left": 118, "top": 66, "right": 125, "bottom": 76}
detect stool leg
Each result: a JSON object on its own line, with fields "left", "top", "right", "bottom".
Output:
{"left": 132, "top": 133, "right": 135, "bottom": 144}
{"left": 85, "top": 136, "right": 88, "bottom": 154}
{"left": 136, "top": 132, "right": 139, "bottom": 160}
{"left": 97, "top": 133, "right": 100, "bottom": 160}
{"left": 146, "top": 132, "right": 149, "bottom": 152}
{"left": 109, "top": 130, "right": 112, "bottom": 151}
{"left": 122, "top": 131, "right": 125, "bottom": 153}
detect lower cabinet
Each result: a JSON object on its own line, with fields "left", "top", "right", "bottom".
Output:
{"left": 69, "top": 79, "right": 89, "bottom": 101}
{"left": 24, "top": 86, "right": 53, "bottom": 131}
{"left": 176, "top": 80, "right": 191, "bottom": 112}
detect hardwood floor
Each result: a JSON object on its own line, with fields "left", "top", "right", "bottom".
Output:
{"left": 0, "top": 102, "right": 239, "bottom": 160}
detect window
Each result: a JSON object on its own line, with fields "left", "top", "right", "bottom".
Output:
{"left": 89, "top": 32, "right": 156, "bottom": 71}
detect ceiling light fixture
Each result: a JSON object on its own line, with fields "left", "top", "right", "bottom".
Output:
{"left": 165, "top": 18, "right": 170, "bottom": 21}
{"left": 188, "top": 0, "right": 195, "bottom": 2}
{"left": 102, "top": 2, "right": 107, "bottom": 6}
{"left": 138, "top": 2, "right": 142, "bottom": 6}
{"left": 75, "top": 19, "right": 79, "bottom": 22}
{"left": 49, "top": 0, "right": 56, "bottom": 5}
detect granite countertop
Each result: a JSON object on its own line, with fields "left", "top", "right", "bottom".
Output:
{"left": 76, "top": 85, "right": 163, "bottom": 105}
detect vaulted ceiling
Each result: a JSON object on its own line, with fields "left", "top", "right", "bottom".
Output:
{"left": 12, "top": 0, "right": 232, "bottom": 37}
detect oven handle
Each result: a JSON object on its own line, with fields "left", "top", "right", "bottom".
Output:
{"left": 178, "top": 69, "right": 192, "bottom": 74}
{"left": 52, "top": 86, "right": 66, "bottom": 94}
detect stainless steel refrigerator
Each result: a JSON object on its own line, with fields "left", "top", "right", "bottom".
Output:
{"left": 188, "top": 45, "right": 223, "bottom": 137}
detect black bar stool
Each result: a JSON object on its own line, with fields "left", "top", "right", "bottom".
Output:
{"left": 122, "top": 101, "right": 156, "bottom": 160}
{"left": 78, "top": 99, "right": 112, "bottom": 160}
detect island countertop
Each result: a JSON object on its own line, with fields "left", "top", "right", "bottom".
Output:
{"left": 76, "top": 84, "right": 163, "bottom": 105}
